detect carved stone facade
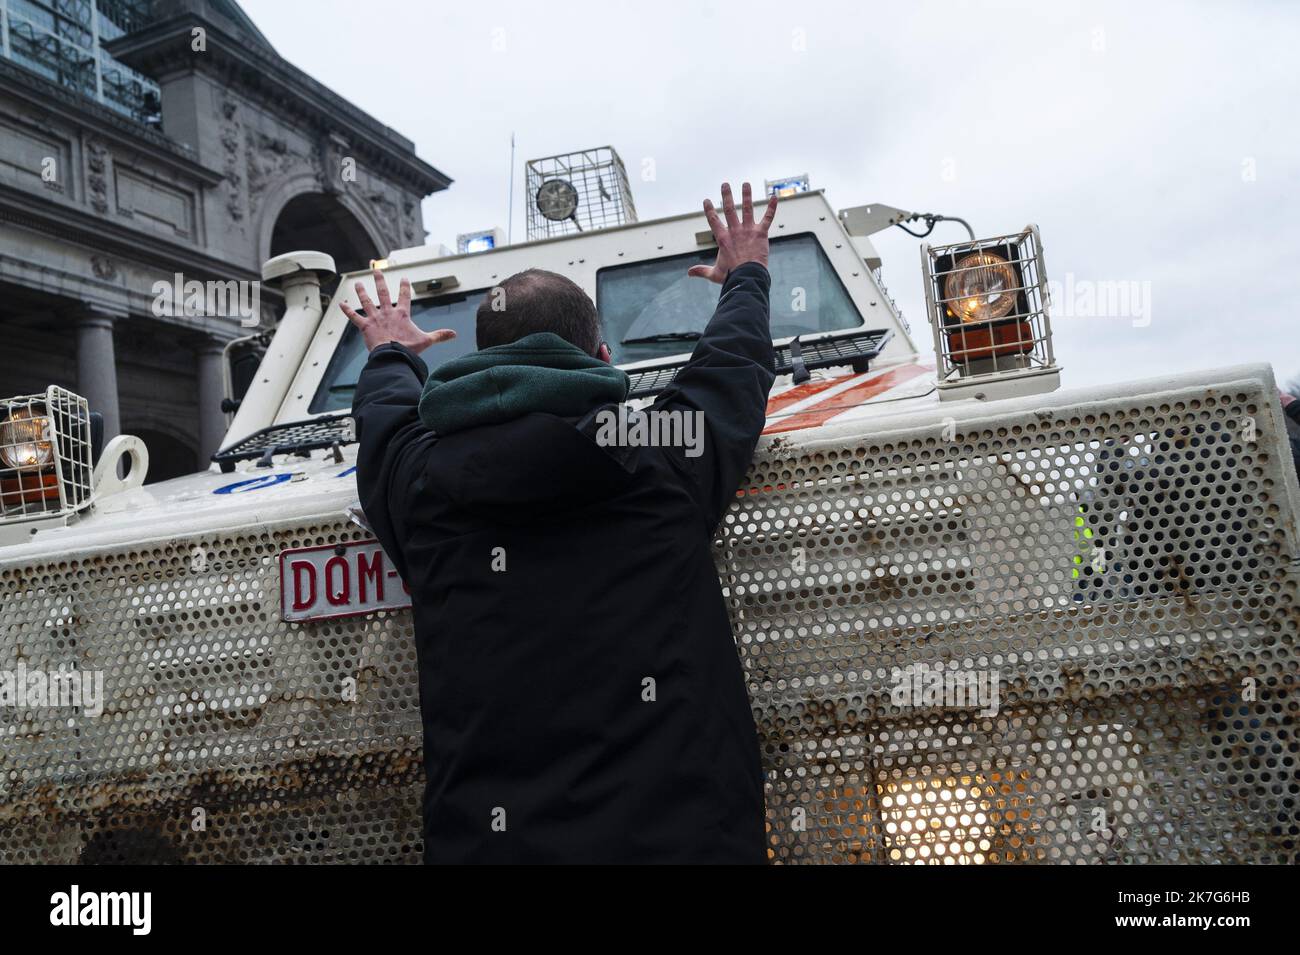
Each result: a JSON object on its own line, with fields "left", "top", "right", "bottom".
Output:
{"left": 0, "top": 0, "right": 450, "bottom": 480}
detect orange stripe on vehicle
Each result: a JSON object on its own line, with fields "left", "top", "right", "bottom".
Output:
{"left": 764, "top": 374, "right": 857, "bottom": 415}
{"left": 762, "top": 363, "right": 931, "bottom": 434}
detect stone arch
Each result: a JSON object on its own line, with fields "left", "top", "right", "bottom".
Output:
{"left": 120, "top": 410, "right": 199, "bottom": 483}
{"left": 131, "top": 428, "right": 198, "bottom": 484}
{"left": 256, "top": 173, "right": 388, "bottom": 277}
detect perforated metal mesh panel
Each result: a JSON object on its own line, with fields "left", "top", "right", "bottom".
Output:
{"left": 0, "top": 518, "right": 423, "bottom": 863}
{"left": 1, "top": 372, "right": 1297, "bottom": 863}
{"left": 727, "top": 375, "right": 1300, "bottom": 863}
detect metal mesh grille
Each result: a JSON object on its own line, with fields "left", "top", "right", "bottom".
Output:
{"left": 727, "top": 377, "right": 1299, "bottom": 863}
{"left": 0, "top": 521, "right": 423, "bottom": 863}
{"left": 626, "top": 364, "right": 682, "bottom": 400}
{"left": 1, "top": 374, "right": 1296, "bottom": 863}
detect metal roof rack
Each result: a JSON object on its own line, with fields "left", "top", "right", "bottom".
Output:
{"left": 626, "top": 327, "right": 893, "bottom": 399}
{"left": 211, "top": 413, "right": 354, "bottom": 472}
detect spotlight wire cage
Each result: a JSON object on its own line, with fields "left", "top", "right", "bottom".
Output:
{"left": 0, "top": 387, "right": 94, "bottom": 521}
{"left": 525, "top": 146, "right": 638, "bottom": 241}
{"left": 922, "top": 224, "right": 1059, "bottom": 400}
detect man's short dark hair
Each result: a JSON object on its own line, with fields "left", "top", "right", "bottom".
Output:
{"left": 476, "top": 269, "right": 602, "bottom": 355}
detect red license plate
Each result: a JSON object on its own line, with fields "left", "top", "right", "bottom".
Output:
{"left": 278, "top": 540, "right": 411, "bottom": 622}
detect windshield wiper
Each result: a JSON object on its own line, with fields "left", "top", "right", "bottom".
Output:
{"left": 620, "top": 331, "right": 703, "bottom": 346}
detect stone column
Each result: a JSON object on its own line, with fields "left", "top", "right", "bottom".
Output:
{"left": 196, "top": 336, "right": 228, "bottom": 464}
{"left": 74, "top": 309, "right": 121, "bottom": 443}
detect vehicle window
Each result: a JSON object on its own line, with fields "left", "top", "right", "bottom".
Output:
{"left": 596, "top": 232, "right": 864, "bottom": 365}
{"left": 309, "top": 287, "right": 484, "bottom": 413}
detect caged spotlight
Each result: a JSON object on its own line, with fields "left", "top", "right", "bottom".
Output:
{"left": 0, "top": 387, "right": 94, "bottom": 521}
{"left": 524, "top": 147, "right": 638, "bottom": 241}
{"left": 921, "top": 224, "right": 1060, "bottom": 401}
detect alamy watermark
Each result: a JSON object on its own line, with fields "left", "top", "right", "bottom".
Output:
{"left": 1048, "top": 273, "right": 1152, "bottom": 328}
{"left": 50, "top": 885, "right": 150, "bottom": 935}
{"left": 890, "top": 661, "right": 1001, "bottom": 717}
{"left": 151, "top": 273, "right": 260, "bottom": 327}
{"left": 594, "top": 406, "right": 705, "bottom": 458}
{"left": 1, "top": 663, "right": 104, "bottom": 717}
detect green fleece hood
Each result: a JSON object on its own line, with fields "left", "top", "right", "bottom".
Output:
{"left": 418, "top": 332, "right": 630, "bottom": 435}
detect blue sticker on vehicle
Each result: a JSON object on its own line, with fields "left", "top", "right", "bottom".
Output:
{"left": 213, "top": 473, "right": 293, "bottom": 494}
{"left": 336, "top": 466, "right": 357, "bottom": 478}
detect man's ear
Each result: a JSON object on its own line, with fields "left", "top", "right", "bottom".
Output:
{"left": 597, "top": 342, "right": 612, "bottom": 364}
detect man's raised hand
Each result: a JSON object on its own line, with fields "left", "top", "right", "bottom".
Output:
{"left": 687, "top": 181, "right": 779, "bottom": 284}
{"left": 341, "top": 268, "right": 457, "bottom": 354}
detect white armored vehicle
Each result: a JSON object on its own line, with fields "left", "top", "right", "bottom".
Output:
{"left": 2, "top": 149, "right": 1298, "bottom": 864}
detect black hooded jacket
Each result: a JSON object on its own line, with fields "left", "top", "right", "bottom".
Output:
{"left": 352, "top": 262, "right": 776, "bottom": 863}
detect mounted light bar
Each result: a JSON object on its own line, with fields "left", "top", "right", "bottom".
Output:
{"left": 765, "top": 173, "right": 810, "bottom": 198}
{"left": 457, "top": 228, "right": 504, "bottom": 254}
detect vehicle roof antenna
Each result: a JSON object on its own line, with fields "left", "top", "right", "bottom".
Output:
{"left": 507, "top": 132, "right": 516, "bottom": 245}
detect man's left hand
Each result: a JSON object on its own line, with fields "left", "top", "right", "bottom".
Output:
{"left": 341, "top": 268, "right": 457, "bottom": 353}
{"left": 688, "top": 182, "right": 779, "bottom": 284}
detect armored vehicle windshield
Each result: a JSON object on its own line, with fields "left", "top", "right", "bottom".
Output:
{"left": 309, "top": 231, "right": 867, "bottom": 413}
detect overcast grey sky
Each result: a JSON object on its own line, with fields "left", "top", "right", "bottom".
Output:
{"left": 243, "top": 0, "right": 1299, "bottom": 391}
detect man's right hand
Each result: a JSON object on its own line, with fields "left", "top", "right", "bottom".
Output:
{"left": 688, "top": 182, "right": 779, "bottom": 284}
